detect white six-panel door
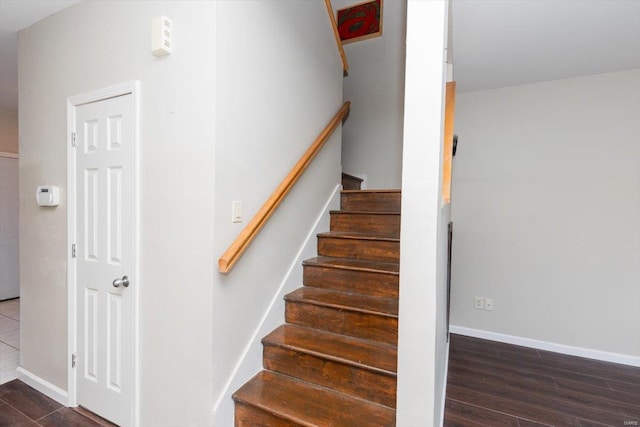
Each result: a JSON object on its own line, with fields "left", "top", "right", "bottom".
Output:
{"left": 75, "top": 93, "right": 134, "bottom": 426}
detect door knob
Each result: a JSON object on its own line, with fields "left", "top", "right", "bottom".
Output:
{"left": 112, "top": 275, "right": 130, "bottom": 288}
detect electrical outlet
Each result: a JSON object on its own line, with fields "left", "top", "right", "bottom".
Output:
{"left": 474, "top": 297, "right": 485, "bottom": 309}
{"left": 484, "top": 298, "right": 494, "bottom": 311}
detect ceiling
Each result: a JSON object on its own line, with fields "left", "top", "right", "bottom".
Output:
{"left": 0, "top": 0, "right": 80, "bottom": 109}
{"left": 0, "top": 0, "right": 639, "bottom": 108}
{"left": 452, "top": 0, "right": 640, "bottom": 93}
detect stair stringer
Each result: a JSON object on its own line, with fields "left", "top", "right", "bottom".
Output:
{"left": 212, "top": 184, "right": 341, "bottom": 426}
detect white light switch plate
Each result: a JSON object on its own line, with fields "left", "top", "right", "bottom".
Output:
{"left": 232, "top": 201, "right": 242, "bottom": 223}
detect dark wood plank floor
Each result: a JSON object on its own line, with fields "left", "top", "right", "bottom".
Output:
{"left": 445, "top": 334, "right": 640, "bottom": 427}
{"left": 2, "top": 336, "right": 638, "bottom": 426}
{"left": 0, "top": 380, "right": 116, "bottom": 426}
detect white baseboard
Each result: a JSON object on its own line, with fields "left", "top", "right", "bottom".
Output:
{"left": 449, "top": 325, "right": 640, "bottom": 367}
{"left": 17, "top": 367, "right": 69, "bottom": 406}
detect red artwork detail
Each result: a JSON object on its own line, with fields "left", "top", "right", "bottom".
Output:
{"left": 337, "top": 1, "right": 381, "bottom": 42}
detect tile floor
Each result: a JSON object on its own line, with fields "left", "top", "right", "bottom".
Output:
{"left": 0, "top": 299, "right": 117, "bottom": 426}
{"left": 0, "top": 298, "right": 20, "bottom": 385}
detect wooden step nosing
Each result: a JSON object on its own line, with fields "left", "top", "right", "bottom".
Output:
{"left": 317, "top": 232, "right": 400, "bottom": 243}
{"left": 341, "top": 189, "right": 401, "bottom": 194}
{"left": 284, "top": 292, "right": 398, "bottom": 318}
{"left": 262, "top": 338, "right": 397, "bottom": 377}
{"left": 273, "top": 324, "right": 399, "bottom": 350}
{"left": 330, "top": 210, "right": 401, "bottom": 215}
{"left": 302, "top": 258, "right": 399, "bottom": 276}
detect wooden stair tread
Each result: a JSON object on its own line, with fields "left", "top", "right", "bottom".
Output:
{"left": 330, "top": 210, "right": 400, "bottom": 215}
{"left": 317, "top": 231, "right": 400, "bottom": 242}
{"left": 303, "top": 256, "right": 399, "bottom": 275}
{"left": 285, "top": 287, "right": 398, "bottom": 317}
{"left": 263, "top": 324, "right": 397, "bottom": 375}
{"left": 233, "top": 371, "right": 396, "bottom": 427}
{"left": 341, "top": 189, "right": 401, "bottom": 194}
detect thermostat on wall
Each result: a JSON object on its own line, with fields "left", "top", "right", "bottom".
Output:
{"left": 36, "top": 186, "right": 60, "bottom": 207}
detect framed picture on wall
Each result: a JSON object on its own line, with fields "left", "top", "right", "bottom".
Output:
{"left": 337, "top": 0, "right": 383, "bottom": 44}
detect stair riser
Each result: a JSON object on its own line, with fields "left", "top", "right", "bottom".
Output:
{"left": 341, "top": 193, "right": 401, "bottom": 212}
{"left": 303, "top": 266, "right": 399, "bottom": 298}
{"left": 330, "top": 212, "right": 400, "bottom": 236}
{"left": 235, "top": 402, "right": 301, "bottom": 427}
{"left": 341, "top": 174, "right": 363, "bottom": 191}
{"left": 264, "top": 345, "right": 397, "bottom": 408}
{"left": 318, "top": 237, "right": 399, "bottom": 263}
{"left": 285, "top": 302, "right": 398, "bottom": 345}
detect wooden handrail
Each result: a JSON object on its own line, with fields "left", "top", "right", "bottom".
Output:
{"left": 324, "top": 0, "right": 349, "bottom": 73}
{"left": 218, "top": 102, "right": 351, "bottom": 273}
{"left": 442, "top": 81, "right": 456, "bottom": 203}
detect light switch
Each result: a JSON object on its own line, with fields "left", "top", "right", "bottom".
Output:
{"left": 232, "top": 201, "right": 242, "bottom": 223}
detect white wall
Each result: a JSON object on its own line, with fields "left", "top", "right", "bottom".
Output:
{"left": 0, "top": 156, "right": 20, "bottom": 300}
{"left": 212, "top": 1, "right": 344, "bottom": 424}
{"left": 0, "top": 108, "right": 19, "bottom": 154}
{"left": 332, "top": 0, "right": 406, "bottom": 188}
{"left": 0, "top": 108, "right": 19, "bottom": 301}
{"left": 397, "top": 1, "right": 448, "bottom": 425}
{"left": 451, "top": 69, "right": 640, "bottom": 360}
{"left": 19, "top": 2, "right": 215, "bottom": 425}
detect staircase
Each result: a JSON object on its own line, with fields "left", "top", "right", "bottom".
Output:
{"left": 233, "top": 189, "right": 401, "bottom": 426}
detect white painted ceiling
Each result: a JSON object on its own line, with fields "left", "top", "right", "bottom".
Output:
{"left": 452, "top": 0, "right": 640, "bottom": 93}
{"left": 0, "top": 0, "right": 638, "bottom": 107}
{"left": 0, "top": 0, "right": 80, "bottom": 108}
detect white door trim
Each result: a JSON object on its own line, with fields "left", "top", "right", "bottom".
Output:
{"left": 67, "top": 81, "right": 140, "bottom": 426}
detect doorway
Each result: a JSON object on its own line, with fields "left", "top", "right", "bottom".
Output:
{"left": 67, "top": 82, "right": 139, "bottom": 426}
{"left": 0, "top": 153, "right": 19, "bottom": 302}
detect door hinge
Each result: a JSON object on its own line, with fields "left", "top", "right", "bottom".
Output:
{"left": 72, "top": 243, "right": 77, "bottom": 259}
{"left": 71, "top": 132, "right": 77, "bottom": 147}
{"left": 72, "top": 353, "right": 77, "bottom": 368}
